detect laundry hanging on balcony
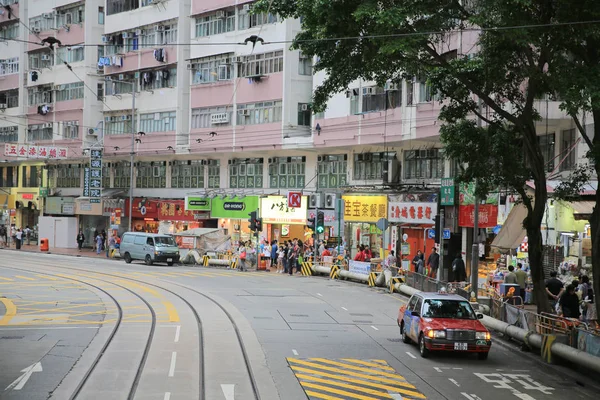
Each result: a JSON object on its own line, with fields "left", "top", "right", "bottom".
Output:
{"left": 153, "top": 48, "right": 167, "bottom": 63}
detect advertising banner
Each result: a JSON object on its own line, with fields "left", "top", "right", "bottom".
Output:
{"left": 260, "top": 196, "right": 308, "bottom": 225}
{"left": 210, "top": 196, "right": 259, "bottom": 219}
{"left": 348, "top": 260, "right": 372, "bottom": 275}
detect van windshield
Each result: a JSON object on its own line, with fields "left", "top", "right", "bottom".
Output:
{"left": 154, "top": 236, "right": 176, "bottom": 246}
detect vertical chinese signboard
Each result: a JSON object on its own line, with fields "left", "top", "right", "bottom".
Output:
{"left": 89, "top": 149, "right": 103, "bottom": 203}
{"left": 341, "top": 195, "right": 388, "bottom": 222}
{"left": 441, "top": 177, "right": 455, "bottom": 206}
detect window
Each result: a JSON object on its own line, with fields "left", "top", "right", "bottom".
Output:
{"left": 317, "top": 155, "right": 347, "bottom": 188}
{"left": 134, "top": 235, "right": 146, "bottom": 245}
{"left": 191, "top": 106, "right": 233, "bottom": 129}
{"left": 107, "top": 0, "right": 140, "bottom": 16}
{"left": 269, "top": 156, "right": 306, "bottom": 189}
{"left": 102, "top": 165, "right": 111, "bottom": 188}
{"left": 29, "top": 16, "right": 55, "bottom": 32}
{"left": 62, "top": 121, "right": 79, "bottom": 139}
{"left": 349, "top": 89, "right": 360, "bottom": 115}
{"left": 105, "top": 115, "right": 133, "bottom": 135}
{"left": 28, "top": 124, "right": 53, "bottom": 141}
{"left": 22, "top": 166, "right": 42, "bottom": 188}
{"left": 406, "top": 79, "right": 415, "bottom": 105}
{"left": 0, "top": 57, "right": 19, "bottom": 76}
{"left": 361, "top": 86, "right": 403, "bottom": 113}
{"left": 136, "top": 161, "right": 166, "bottom": 188}
{"left": 229, "top": 158, "right": 264, "bottom": 189}
{"left": 207, "top": 160, "right": 220, "bottom": 188}
{"left": 140, "top": 23, "right": 177, "bottom": 48}
{"left": 57, "top": 5, "right": 85, "bottom": 27}
{"left": 114, "top": 162, "right": 131, "bottom": 188}
{"left": 403, "top": 149, "right": 444, "bottom": 179}
{"left": 538, "top": 133, "right": 555, "bottom": 173}
{"left": 560, "top": 129, "right": 577, "bottom": 171}
{"left": 238, "top": 7, "right": 278, "bottom": 30}
{"left": 418, "top": 80, "right": 434, "bottom": 103}
{"left": 97, "top": 82, "right": 104, "bottom": 101}
{"left": 171, "top": 161, "right": 205, "bottom": 188}
{"left": 105, "top": 77, "right": 138, "bottom": 96}
{"left": 0, "top": 90, "right": 19, "bottom": 109}
{"left": 195, "top": 11, "right": 235, "bottom": 37}
{"left": 29, "top": 51, "right": 54, "bottom": 69}
{"left": 28, "top": 86, "right": 53, "bottom": 106}
{"left": 1, "top": 166, "right": 18, "bottom": 187}
{"left": 56, "top": 46, "right": 85, "bottom": 63}
{"left": 422, "top": 300, "right": 476, "bottom": 320}
{"left": 98, "top": 7, "right": 105, "bottom": 24}
{"left": 55, "top": 82, "right": 84, "bottom": 102}
{"left": 146, "top": 237, "right": 154, "bottom": 246}
{"left": 298, "top": 103, "right": 311, "bottom": 126}
{"left": 191, "top": 54, "right": 233, "bottom": 84}
{"left": 0, "top": 126, "right": 18, "bottom": 143}
{"left": 354, "top": 152, "right": 397, "bottom": 181}
{"left": 140, "top": 67, "right": 177, "bottom": 91}
{"left": 239, "top": 51, "right": 284, "bottom": 78}
{"left": 56, "top": 164, "right": 81, "bottom": 188}
{"left": 237, "top": 101, "right": 283, "bottom": 126}
{"left": 298, "top": 52, "right": 312, "bottom": 76}
{"left": 139, "top": 111, "right": 176, "bottom": 133}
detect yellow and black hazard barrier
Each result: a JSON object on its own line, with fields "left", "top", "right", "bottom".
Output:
{"left": 329, "top": 265, "right": 340, "bottom": 279}
{"left": 541, "top": 334, "right": 557, "bottom": 363}
{"left": 202, "top": 255, "right": 210, "bottom": 266}
{"left": 301, "top": 262, "right": 313, "bottom": 276}
{"left": 389, "top": 277, "right": 403, "bottom": 293}
{"left": 230, "top": 257, "right": 238, "bottom": 269}
{"left": 368, "top": 272, "right": 378, "bottom": 287}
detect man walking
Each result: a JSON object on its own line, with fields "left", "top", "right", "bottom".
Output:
{"left": 427, "top": 248, "right": 440, "bottom": 279}
{"left": 452, "top": 253, "right": 466, "bottom": 282}
{"left": 515, "top": 263, "right": 528, "bottom": 301}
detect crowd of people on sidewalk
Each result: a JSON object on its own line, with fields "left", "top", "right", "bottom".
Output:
{"left": 0, "top": 225, "right": 34, "bottom": 250}
{"left": 545, "top": 271, "right": 596, "bottom": 324}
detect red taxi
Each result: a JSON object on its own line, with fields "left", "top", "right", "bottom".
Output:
{"left": 397, "top": 291, "right": 491, "bottom": 359}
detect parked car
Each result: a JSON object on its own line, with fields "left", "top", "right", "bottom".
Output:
{"left": 120, "top": 232, "right": 180, "bottom": 266}
{"left": 398, "top": 291, "right": 492, "bottom": 359}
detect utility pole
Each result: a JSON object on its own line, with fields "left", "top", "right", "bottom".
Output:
{"left": 128, "top": 83, "right": 136, "bottom": 232}
{"left": 439, "top": 207, "right": 445, "bottom": 281}
{"left": 471, "top": 99, "right": 483, "bottom": 300}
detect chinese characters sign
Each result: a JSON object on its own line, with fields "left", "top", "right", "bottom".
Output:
{"left": 87, "top": 149, "right": 103, "bottom": 202}
{"left": 4, "top": 144, "right": 68, "bottom": 159}
{"left": 260, "top": 196, "right": 308, "bottom": 225}
{"left": 458, "top": 204, "right": 498, "bottom": 228}
{"left": 159, "top": 200, "right": 204, "bottom": 221}
{"left": 341, "top": 195, "right": 387, "bottom": 223}
{"left": 441, "top": 177, "right": 455, "bottom": 206}
{"left": 389, "top": 202, "right": 437, "bottom": 224}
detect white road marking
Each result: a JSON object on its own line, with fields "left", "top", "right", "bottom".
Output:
{"left": 434, "top": 367, "right": 443, "bottom": 372}
{"left": 453, "top": 367, "right": 463, "bottom": 370}
{"left": 341, "top": 307, "right": 348, "bottom": 311}
{"left": 292, "top": 349, "right": 299, "bottom": 356}
{"left": 174, "top": 325, "right": 181, "bottom": 343}
{"left": 512, "top": 392, "right": 536, "bottom": 400}
{"left": 370, "top": 325, "right": 379, "bottom": 331}
{"left": 405, "top": 352, "right": 417, "bottom": 359}
{"left": 168, "top": 352, "right": 177, "bottom": 377}
{"left": 221, "top": 384, "right": 235, "bottom": 400}
{"left": 449, "top": 378, "right": 461, "bottom": 387}
{"left": 317, "top": 293, "right": 323, "bottom": 297}
{"left": 164, "top": 393, "right": 171, "bottom": 400}
{"left": 5, "top": 362, "right": 43, "bottom": 391}
{"left": 461, "top": 394, "right": 482, "bottom": 400}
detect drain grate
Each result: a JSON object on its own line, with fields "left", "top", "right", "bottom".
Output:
{"left": 290, "top": 314, "right": 309, "bottom": 317}
{"left": 353, "top": 320, "right": 373, "bottom": 324}
{"left": 1, "top": 336, "right": 24, "bottom": 340}
{"left": 387, "top": 338, "right": 402, "bottom": 342}
{"left": 350, "top": 313, "right": 373, "bottom": 317}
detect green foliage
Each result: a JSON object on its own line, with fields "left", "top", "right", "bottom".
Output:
{"left": 553, "top": 164, "right": 595, "bottom": 201}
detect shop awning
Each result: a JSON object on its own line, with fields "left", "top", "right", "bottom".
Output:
{"left": 491, "top": 204, "right": 527, "bottom": 250}
{"left": 570, "top": 201, "right": 595, "bottom": 220}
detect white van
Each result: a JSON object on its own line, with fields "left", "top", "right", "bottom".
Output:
{"left": 120, "top": 232, "right": 180, "bottom": 266}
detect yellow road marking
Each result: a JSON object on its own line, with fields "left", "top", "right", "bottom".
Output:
{"left": 386, "top": 294, "right": 407, "bottom": 303}
{"left": 300, "top": 381, "right": 380, "bottom": 400}
{"left": 15, "top": 275, "right": 36, "bottom": 281}
{"left": 0, "top": 297, "right": 17, "bottom": 325}
{"left": 0, "top": 276, "right": 14, "bottom": 281}
{"left": 292, "top": 368, "right": 425, "bottom": 398}
{"left": 162, "top": 301, "right": 179, "bottom": 322}
{"left": 297, "top": 374, "right": 405, "bottom": 399}
{"left": 35, "top": 274, "right": 60, "bottom": 281}
{"left": 287, "top": 359, "right": 415, "bottom": 388}
{"left": 304, "top": 390, "right": 344, "bottom": 400}
{"left": 339, "top": 359, "right": 396, "bottom": 371}
{"left": 309, "top": 358, "right": 413, "bottom": 381}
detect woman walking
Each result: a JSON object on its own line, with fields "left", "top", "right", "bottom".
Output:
{"left": 238, "top": 241, "right": 247, "bottom": 272}
{"left": 76, "top": 230, "right": 85, "bottom": 251}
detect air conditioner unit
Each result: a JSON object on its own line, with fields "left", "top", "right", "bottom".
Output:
{"left": 300, "top": 104, "right": 309, "bottom": 111}
{"left": 121, "top": 115, "right": 131, "bottom": 121}
{"left": 135, "top": 29, "right": 144, "bottom": 36}
{"left": 0, "top": 103, "right": 6, "bottom": 110}
{"left": 42, "top": 13, "right": 53, "bottom": 19}
{"left": 155, "top": 25, "right": 165, "bottom": 32}
{"left": 101, "top": 35, "right": 109, "bottom": 43}
{"left": 41, "top": 54, "right": 51, "bottom": 61}
{"left": 122, "top": 32, "right": 129, "bottom": 39}
{"left": 211, "top": 112, "right": 229, "bottom": 125}
{"left": 215, "top": 10, "right": 226, "bottom": 18}
{"left": 43, "top": 123, "right": 52, "bottom": 129}
{"left": 104, "top": 116, "right": 112, "bottom": 122}
{"left": 238, "top": 109, "right": 250, "bottom": 116}
{"left": 309, "top": 194, "right": 323, "bottom": 209}
{"left": 324, "top": 193, "right": 337, "bottom": 209}
{"left": 230, "top": 56, "right": 241, "bottom": 63}
{"left": 187, "top": 63, "right": 197, "bottom": 70}
{"left": 32, "top": 27, "right": 41, "bottom": 33}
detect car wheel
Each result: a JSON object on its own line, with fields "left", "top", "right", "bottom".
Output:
{"left": 123, "top": 253, "right": 132, "bottom": 264}
{"left": 145, "top": 255, "right": 153, "bottom": 266}
{"left": 401, "top": 322, "right": 411, "bottom": 344}
{"left": 418, "top": 334, "right": 429, "bottom": 358}
{"left": 167, "top": 262, "right": 174, "bottom": 266}
{"left": 477, "top": 352, "right": 489, "bottom": 360}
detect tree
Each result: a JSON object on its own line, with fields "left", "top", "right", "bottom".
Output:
{"left": 257, "top": 0, "right": 566, "bottom": 312}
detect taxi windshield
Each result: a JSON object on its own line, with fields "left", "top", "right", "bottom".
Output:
{"left": 422, "top": 299, "right": 477, "bottom": 320}
{"left": 154, "top": 236, "right": 176, "bottom": 246}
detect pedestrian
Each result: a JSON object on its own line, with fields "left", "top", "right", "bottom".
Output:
{"left": 95, "top": 233, "right": 103, "bottom": 255}
{"left": 24, "top": 225, "right": 31, "bottom": 246}
{"left": 262, "top": 240, "right": 271, "bottom": 270}
{"left": 385, "top": 250, "right": 396, "bottom": 269}
{"left": 10, "top": 225, "right": 16, "bottom": 247}
{"left": 0, "top": 225, "right": 6, "bottom": 248}
{"left": 364, "top": 245, "right": 373, "bottom": 262}
{"left": 504, "top": 265, "right": 518, "bottom": 284}
{"left": 271, "top": 240, "right": 278, "bottom": 271}
{"left": 93, "top": 229, "right": 99, "bottom": 251}
{"left": 559, "top": 284, "right": 581, "bottom": 319}
{"left": 107, "top": 233, "right": 117, "bottom": 258}
{"left": 289, "top": 240, "right": 299, "bottom": 275}
{"left": 15, "top": 228, "right": 22, "bottom": 250}
{"left": 238, "top": 241, "right": 247, "bottom": 272}
{"left": 427, "top": 248, "right": 440, "bottom": 278}
{"left": 277, "top": 245, "right": 284, "bottom": 273}
{"left": 452, "top": 253, "right": 466, "bottom": 282}
{"left": 515, "top": 263, "right": 528, "bottom": 300}
{"left": 354, "top": 245, "right": 366, "bottom": 261}
{"left": 546, "top": 271, "right": 564, "bottom": 312}
{"left": 76, "top": 230, "right": 85, "bottom": 251}
{"left": 412, "top": 250, "right": 424, "bottom": 273}
{"left": 101, "top": 230, "right": 107, "bottom": 251}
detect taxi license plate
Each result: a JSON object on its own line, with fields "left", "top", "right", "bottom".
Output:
{"left": 167, "top": 258, "right": 173, "bottom": 262}
{"left": 454, "top": 342, "right": 468, "bottom": 351}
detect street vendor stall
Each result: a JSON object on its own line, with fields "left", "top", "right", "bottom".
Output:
{"left": 172, "top": 228, "right": 231, "bottom": 261}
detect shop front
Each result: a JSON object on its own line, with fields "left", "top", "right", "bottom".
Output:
{"left": 124, "top": 198, "right": 159, "bottom": 233}
{"left": 103, "top": 198, "right": 126, "bottom": 236}
{"left": 76, "top": 198, "right": 107, "bottom": 247}
{"left": 209, "top": 196, "right": 259, "bottom": 245}
{"left": 388, "top": 195, "right": 437, "bottom": 271}
{"left": 260, "top": 195, "right": 308, "bottom": 244}
{"left": 0, "top": 193, "right": 16, "bottom": 226}
{"left": 157, "top": 198, "right": 215, "bottom": 234}
{"left": 13, "top": 190, "right": 41, "bottom": 231}
{"left": 341, "top": 194, "right": 388, "bottom": 258}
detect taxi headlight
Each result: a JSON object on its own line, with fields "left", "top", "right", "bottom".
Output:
{"left": 476, "top": 331, "right": 491, "bottom": 340}
{"left": 427, "top": 330, "right": 446, "bottom": 339}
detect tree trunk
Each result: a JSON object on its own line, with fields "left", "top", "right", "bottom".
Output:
{"left": 590, "top": 189, "right": 600, "bottom": 321}
{"left": 526, "top": 192, "right": 551, "bottom": 313}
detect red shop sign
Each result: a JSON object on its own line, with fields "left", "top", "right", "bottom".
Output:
{"left": 158, "top": 200, "right": 203, "bottom": 221}
{"left": 22, "top": 193, "right": 34, "bottom": 200}
{"left": 458, "top": 204, "right": 498, "bottom": 228}
{"left": 124, "top": 198, "right": 159, "bottom": 219}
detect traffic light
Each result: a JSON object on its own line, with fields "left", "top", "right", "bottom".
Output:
{"left": 255, "top": 218, "right": 263, "bottom": 232}
{"left": 434, "top": 214, "right": 440, "bottom": 243}
{"left": 307, "top": 216, "right": 315, "bottom": 231}
{"left": 248, "top": 211, "right": 257, "bottom": 231}
{"left": 316, "top": 211, "right": 325, "bottom": 234}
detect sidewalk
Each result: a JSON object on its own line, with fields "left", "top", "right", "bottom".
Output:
{"left": 1, "top": 243, "right": 116, "bottom": 260}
